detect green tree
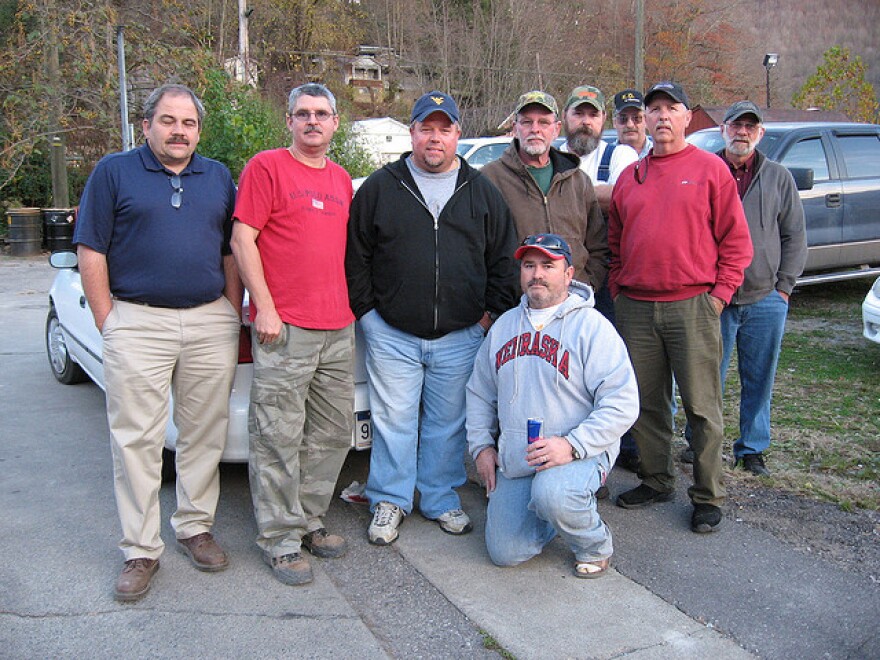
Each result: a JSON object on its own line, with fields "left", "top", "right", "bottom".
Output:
{"left": 792, "top": 46, "right": 880, "bottom": 123}
{"left": 328, "top": 116, "right": 379, "bottom": 179}
{"left": 197, "top": 69, "right": 288, "bottom": 180}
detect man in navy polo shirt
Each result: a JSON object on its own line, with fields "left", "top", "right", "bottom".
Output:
{"left": 74, "top": 83, "right": 242, "bottom": 602}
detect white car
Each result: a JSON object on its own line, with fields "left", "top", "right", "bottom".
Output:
{"left": 863, "top": 276, "right": 880, "bottom": 343}
{"left": 45, "top": 251, "right": 373, "bottom": 477}
{"left": 455, "top": 136, "right": 512, "bottom": 168}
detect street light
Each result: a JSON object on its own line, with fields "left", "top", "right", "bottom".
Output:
{"left": 763, "top": 53, "right": 778, "bottom": 108}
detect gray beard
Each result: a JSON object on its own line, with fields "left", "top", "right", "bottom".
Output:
{"left": 566, "top": 131, "right": 600, "bottom": 157}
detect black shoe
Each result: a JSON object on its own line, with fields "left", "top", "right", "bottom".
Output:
{"left": 680, "top": 447, "right": 694, "bottom": 464}
{"left": 596, "top": 485, "right": 610, "bottom": 500}
{"left": 691, "top": 503, "right": 722, "bottom": 533}
{"left": 616, "top": 484, "right": 674, "bottom": 509}
{"left": 736, "top": 453, "right": 770, "bottom": 476}
{"left": 615, "top": 452, "right": 641, "bottom": 473}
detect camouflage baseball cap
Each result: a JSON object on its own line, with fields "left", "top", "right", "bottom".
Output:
{"left": 564, "top": 86, "right": 606, "bottom": 113}
{"left": 514, "top": 90, "right": 559, "bottom": 116}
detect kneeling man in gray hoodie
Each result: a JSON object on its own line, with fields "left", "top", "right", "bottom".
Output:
{"left": 466, "top": 233, "right": 638, "bottom": 578}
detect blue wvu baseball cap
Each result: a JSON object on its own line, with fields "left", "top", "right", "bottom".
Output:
{"left": 411, "top": 91, "right": 460, "bottom": 124}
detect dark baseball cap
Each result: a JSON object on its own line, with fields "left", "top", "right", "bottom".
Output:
{"left": 724, "top": 100, "right": 763, "bottom": 124}
{"left": 564, "top": 86, "right": 605, "bottom": 113}
{"left": 613, "top": 89, "right": 645, "bottom": 113}
{"left": 514, "top": 233, "right": 572, "bottom": 265}
{"left": 411, "top": 91, "right": 460, "bottom": 124}
{"left": 644, "top": 81, "right": 690, "bottom": 109}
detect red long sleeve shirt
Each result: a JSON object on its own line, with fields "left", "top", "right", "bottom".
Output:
{"left": 608, "top": 145, "right": 753, "bottom": 303}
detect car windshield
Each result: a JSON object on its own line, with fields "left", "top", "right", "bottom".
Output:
{"left": 687, "top": 128, "right": 782, "bottom": 155}
{"left": 757, "top": 131, "right": 782, "bottom": 155}
{"left": 686, "top": 130, "right": 725, "bottom": 152}
{"left": 456, "top": 142, "right": 475, "bottom": 156}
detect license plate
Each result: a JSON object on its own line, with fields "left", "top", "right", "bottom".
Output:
{"left": 353, "top": 410, "right": 372, "bottom": 450}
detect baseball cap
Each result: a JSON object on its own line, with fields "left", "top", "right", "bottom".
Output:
{"left": 613, "top": 89, "right": 645, "bottom": 113}
{"left": 644, "top": 81, "right": 690, "bottom": 109}
{"left": 724, "top": 100, "right": 763, "bottom": 124}
{"left": 411, "top": 91, "right": 460, "bottom": 124}
{"left": 514, "top": 233, "right": 572, "bottom": 265}
{"left": 514, "top": 90, "right": 559, "bottom": 116}
{"left": 564, "top": 86, "right": 605, "bottom": 112}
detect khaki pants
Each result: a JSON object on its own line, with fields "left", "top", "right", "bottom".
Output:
{"left": 248, "top": 323, "right": 354, "bottom": 557}
{"left": 102, "top": 297, "right": 240, "bottom": 560}
{"left": 614, "top": 293, "right": 725, "bottom": 506}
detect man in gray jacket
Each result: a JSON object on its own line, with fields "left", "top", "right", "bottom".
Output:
{"left": 713, "top": 100, "right": 807, "bottom": 475}
{"left": 466, "top": 234, "right": 638, "bottom": 578}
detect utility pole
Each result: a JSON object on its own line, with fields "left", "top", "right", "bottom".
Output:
{"left": 45, "top": 0, "right": 69, "bottom": 207}
{"left": 536, "top": 52, "right": 543, "bottom": 90}
{"left": 238, "top": 0, "right": 250, "bottom": 84}
{"left": 634, "top": 0, "right": 645, "bottom": 91}
{"left": 117, "top": 26, "right": 132, "bottom": 152}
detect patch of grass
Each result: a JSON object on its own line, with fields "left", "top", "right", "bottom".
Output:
{"left": 716, "top": 280, "right": 880, "bottom": 510}
{"left": 480, "top": 630, "right": 516, "bottom": 659}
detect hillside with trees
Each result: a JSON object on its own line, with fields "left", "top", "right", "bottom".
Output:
{"left": 1, "top": 0, "right": 877, "bottom": 207}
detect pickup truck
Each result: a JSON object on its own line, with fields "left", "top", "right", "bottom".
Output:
{"left": 686, "top": 122, "right": 880, "bottom": 284}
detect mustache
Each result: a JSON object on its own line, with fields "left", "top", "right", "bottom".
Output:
{"left": 571, "top": 126, "right": 597, "bottom": 137}
{"left": 527, "top": 279, "right": 548, "bottom": 288}
{"left": 304, "top": 125, "right": 323, "bottom": 134}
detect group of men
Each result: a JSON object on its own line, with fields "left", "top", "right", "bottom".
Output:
{"left": 72, "top": 75, "right": 805, "bottom": 601}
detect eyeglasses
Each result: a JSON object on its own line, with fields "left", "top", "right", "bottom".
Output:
{"left": 516, "top": 118, "right": 557, "bottom": 130}
{"left": 614, "top": 114, "right": 644, "bottom": 125}
{"left": 170, "top": 175, "right": 183, "bottom": 209}
{"left": 633, "top": 155, "right": 649, "bottom": 184}
{"left": 725, "top": 121, "right": 759, "bottom": 132}
{"left": 290, "top": 110, "right": 335, "bottom": 122}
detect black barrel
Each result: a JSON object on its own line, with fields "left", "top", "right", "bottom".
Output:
{"left": 42, "top": 208, "right": 76, "bottom": 252}
{"left": 6, "top": 208, "right": 42, "bottom": 256}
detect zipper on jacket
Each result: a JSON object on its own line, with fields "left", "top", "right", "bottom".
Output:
{"left": 523, "top": 167, "right": 554, "bottom": 233}
{"left": 399, "top": 176, "right": 470, "bottom": 333}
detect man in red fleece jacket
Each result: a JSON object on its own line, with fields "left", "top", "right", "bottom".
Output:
{"left": 608, "top": 81, "right": 753, "bottom": 533}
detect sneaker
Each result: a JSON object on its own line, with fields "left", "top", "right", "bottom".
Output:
{"left": 177, "top": 532, "right": 229, "bottom": 572}
{"left": 691, "top": 503, "right": 723, "bottom": 533}
{"left": 736, "top": 453, "right": 770, "bottom": 476}
{"left": 596, "top": 485, "right": 610, "bottom": 500}
{"left": 615, "top": 452, "right": 641, "bottom": 473}
{"left": 264, "top": 552, "right": 313, "bottom": 585}
{"left": 616, "top": 484, "right": 674, "bottom": 509}
{"left": 302, "top": 528, "right": 347, "bottom": 559}
{"left": 680, "top": 447, "right": 694, "bottom": 464}
{"left": 114, "top": 557, "right": 159, "bottom": 602}
{"left": 368, "top": 501, "right": 404, "bottom": 545}
{"left": 435, "top": 509, "right": 473, "bottom": 535}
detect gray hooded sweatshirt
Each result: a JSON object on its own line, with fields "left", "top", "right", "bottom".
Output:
{"left": 466, "top": 282, "right": 638, "bottom": 479}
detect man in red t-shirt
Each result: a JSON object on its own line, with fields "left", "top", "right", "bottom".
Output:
{"left": 231, "top": 83, "right": 354, "bottom": 586}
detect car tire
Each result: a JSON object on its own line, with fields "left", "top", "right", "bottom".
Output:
{"left": 46, "top": 307, "right": 89, "bottom": 385}
{"left": 161, "top": 448, "right": 177, "bottom": 483}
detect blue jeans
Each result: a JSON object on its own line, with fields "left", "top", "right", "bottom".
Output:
{"left": 360, "top": 309, "right": 485, "bottom": 518}
{"left": 684, "top": 291, "right": 789, "bottom": 458}
{"left": 485, "top": 454, "right": 612, "bottom": 565}
{"left": 721, "top": 291, "right": 789, "bottom": 458}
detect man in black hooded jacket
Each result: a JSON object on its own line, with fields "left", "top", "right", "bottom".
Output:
{"left": 346, "top": 90, "right": 519, "bottom": 546}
